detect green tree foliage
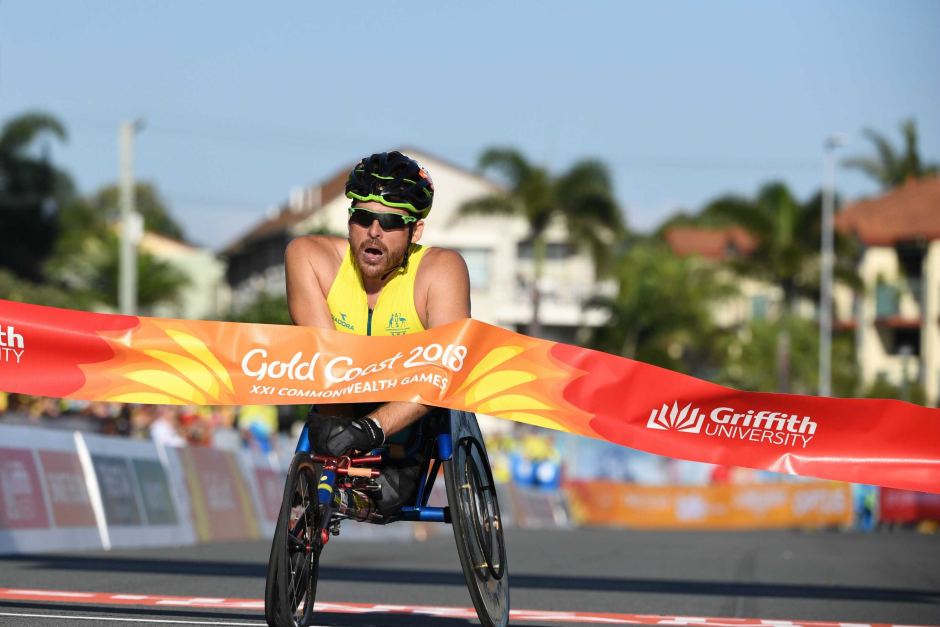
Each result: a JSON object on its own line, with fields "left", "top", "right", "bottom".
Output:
{"left": 718, "top": 317, "right": 859, "bottom": 396}
{"left": 227, "top": 292, "right": 292, "bottom": 325}
{"left": 843, "top": 118, "right": 939, "bottom": 189}
{"left": 0, "top": 113, "right": 189, "bottom": 313}
{"left": 864, "top": 374, "right": 926, "bottom": 406}
{"left": 44, "top": 198, "right": 189, "bottom": 313}
{"left": 458, "top": 147, "right": 625, "bottom": 337}
{"left": 85, "top": 233, "right": 190, "bottom": 311}
{"left": 0, "top": 269, "right": 87, "bottom": 309}
{"left": 0, "top": 112, "right": 75, "bottom": 280}
{"left": 702, "top": 182, "right": 859, "bottom": 392}
{"left": 90, "top": 181, "right": 185, "bottom": 240}
{"left": 588, "top": 241, "right": 735, "bottom": 375}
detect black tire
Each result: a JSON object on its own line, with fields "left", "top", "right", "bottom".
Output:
{"left": 444, "top": 433, "right": 509, "bottom": 627}
{"left": 264, "top": 454, "right": 323, "bottom": 627}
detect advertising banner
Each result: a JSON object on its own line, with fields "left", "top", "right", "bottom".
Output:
{"left": 80, "top": 433, "right": 194, "bottom": 549}
{"left": 177, "top": 446, "right": 260, "bottom": 542}
{"left": 38, "top": 450, "right": 96, "bottom": 528}
{"left": 1, "top": 300, "right": 939, "bottom": 494}
{"left": 92, "top": 455, "right": 143, "bottom": 526}
{"left": 565, "top": 481, "right": 853, "bottom": 529}
{"left": 0, "top": 425, "right": 102, "bottom": 554}
{"left": 0, "top": 447, "right": 49, "bottom": 530}
{"left": 253, "top": 466, "right": 284, "bottom": 525}
{"left": 132, "top": 458, "right": 178, "bottom": 526}
{"left": 879, "top": 488, "right": 940, "bottom": 524}
{"left": 235, "top": 448, "right": 286, "bottom": 535}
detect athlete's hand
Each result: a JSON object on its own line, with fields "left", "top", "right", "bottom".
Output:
{"left": 308, "top": 415, "right": 385, "bottom": 456}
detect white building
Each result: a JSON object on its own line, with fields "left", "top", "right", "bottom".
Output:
{"left": 223, "top": 148, "right": 609, "bottom": 342}
{"left": 140, "top": 232, "right": 230, "bottom": 320}
{"left": 836, "top": 175, "right": 940, "bottom": 405}
{"left": 663, "top": 225, "right": 785, "bottom": 327}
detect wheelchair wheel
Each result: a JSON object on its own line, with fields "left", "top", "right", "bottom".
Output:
{"left": 265, "top": 454, "right": 323, "bottom": 627}
{"left": 444, "top": 433, "right": 509, "bottom": 627}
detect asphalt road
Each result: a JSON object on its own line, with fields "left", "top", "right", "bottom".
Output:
{"left": 0, "top": 527, "right": 937, "bottom": 626}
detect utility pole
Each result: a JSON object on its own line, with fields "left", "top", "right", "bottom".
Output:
{"left": 118, "top": 120, "right": 145, "bottom": 315}
{"left": 818, "top": 133, "right": 846, "bottom": 397}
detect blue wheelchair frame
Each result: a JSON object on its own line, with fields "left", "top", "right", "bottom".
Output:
{"left": 268, "top": 408, "right": 509, "bottom": 627}
{"left": 294, "top": 416, "right": 454, "bottom": 524}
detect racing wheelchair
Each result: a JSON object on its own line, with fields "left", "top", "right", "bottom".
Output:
{"left": 264, "top": 408, "right": 509, "bottom": 627}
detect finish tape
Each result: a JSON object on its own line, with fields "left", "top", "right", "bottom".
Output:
{"left": 1, "top": 299, "right": 937, "bottom": 493}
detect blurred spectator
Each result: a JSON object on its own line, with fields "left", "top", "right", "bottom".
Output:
{"left": 238, "top": 404, "right": 278, "bottom": 454}
{"left": 179, "top": 405, "right": 213, "bottom": 446}
{"left": 149, "top": 405, "right": 186, "bottom": 447}
{"left": 512, "top": 426, "right": 563, "bottom": 490}
{"left": 130, "top": 404, "right": 157, "bottom": 439}
{"left": 854, "top": 484, "right": 878, "bottom": 531}
{"left": 486, "top": 431, "right": 516, "bottom": 484}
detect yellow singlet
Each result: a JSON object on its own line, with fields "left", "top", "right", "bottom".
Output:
{"left": 326, "top": 244, "right": 428, "bottom": 337}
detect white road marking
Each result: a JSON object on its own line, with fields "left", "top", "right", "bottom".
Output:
{"left": 0, "top": 611, "right": 267, "bottom": 625}
{"left": 4, "top": 589, "right": 95, "bottom": 598}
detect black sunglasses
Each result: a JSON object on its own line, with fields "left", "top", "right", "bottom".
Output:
{"left": 348, "top": 207, "right": 417, "bottom": 230}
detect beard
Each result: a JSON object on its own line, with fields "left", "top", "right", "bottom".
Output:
{"left": 353, "top": 238, "right": 408, "bottom": 280}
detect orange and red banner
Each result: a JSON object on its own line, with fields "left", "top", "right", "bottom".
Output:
{"left": 565, "top": 480, "right": 853, "bottom": 529}
{"left": 1, "top": 299, "right": 938, "bottom": 494}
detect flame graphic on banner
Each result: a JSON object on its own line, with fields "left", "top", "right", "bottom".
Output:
{"left": 449, "top": 341, "right": 594, "bottom": 435}
{"left": 80, "top": 319, "right": 236, "bottom": 405}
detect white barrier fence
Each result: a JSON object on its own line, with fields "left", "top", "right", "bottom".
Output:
{"left": 0, "top": 424, "right": 571, "bottom": 555}
{"left": 0, "top": 425, "right": 286, "bottom": 555}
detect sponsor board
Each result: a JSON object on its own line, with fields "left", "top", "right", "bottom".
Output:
{"left": 565, "top": 480, "right": 852, "bottom": 529}
{"left": 178, "top": 446, "right": 260, "bottom": 542}
{"left": 92, "top": 455, "right": 143, "bottom": 526}
{"left": 132, "top": 458, "right": 178, "bottom": 526}
{"left": 253, "top": 466, "right": 284, "bottom": 523}
{"left": 879, "top": 488, "right": 940, "bottom": 523}
{"left": 0, "top": 448, "right": 49, "bottom": 529}
{"left": 37, "top": 450, "right": 96, "bottom": 528}
{"left": 0, "top": 426, "right": 104, "bottom": 554}
{"left": 80, "top": 432, "right": 196, "bottom": 549}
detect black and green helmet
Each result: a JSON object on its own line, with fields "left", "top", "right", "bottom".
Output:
{"left": 345, "top": 151, "right": 434, "bottom": 219}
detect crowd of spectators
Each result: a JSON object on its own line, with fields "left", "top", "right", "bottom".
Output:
{"left": 0, "top": 391, "right": 293, "bottom": 455}
{"left": 3, "top": 391, "right": 565, "bottom": 485}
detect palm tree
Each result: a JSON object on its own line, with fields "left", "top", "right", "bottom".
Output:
{"left": 91, "top": 181, "right": 186, "bottom": 241}
{"left": 0, "top": 112, "right": 73, "bottom": 280}
{"left": 457, "top": 148, "right": 625, "bottom": 337}
{"left": 588, "top": 240, "right": 735, "bottom": 375}
{"left": 703, "top": 182, "right": 860, "bottom": 393}
{"left": 843, "top": 118, "right": 939, "bottom": 189}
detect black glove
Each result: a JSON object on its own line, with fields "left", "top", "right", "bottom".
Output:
{"left": 308, "top": 415, "right": 385, "bottom": 456}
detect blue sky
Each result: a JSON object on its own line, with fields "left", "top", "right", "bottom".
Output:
{"left": 2, "top": 0, "right": 938, "bottom": 249}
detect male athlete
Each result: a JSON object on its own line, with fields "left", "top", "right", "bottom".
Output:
{"left": 284, "top": 150, "right": 470, "bottom": 514}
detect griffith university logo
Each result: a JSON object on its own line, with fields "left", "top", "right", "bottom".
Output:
{"left": 647, "top": 402, "right": 706, "bottom": 433}
{"left": 646, "top": 400, "right": 817, "bottom": 448}
{"left": 0, "top": 325, "right": 25, "bottom": 364}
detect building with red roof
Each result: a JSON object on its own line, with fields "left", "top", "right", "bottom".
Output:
{"left": 836, "top": 175, "right": 940, "bottom": 404}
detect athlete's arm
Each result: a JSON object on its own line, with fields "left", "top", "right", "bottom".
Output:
{"left": 424, "top": 248, "right": 471, "bottom": 327}
{"left": 366, "top": 248, "right": 471, "bottom": 435}
{"left": 284, "top": 236, "right": 342, "bottom": 329}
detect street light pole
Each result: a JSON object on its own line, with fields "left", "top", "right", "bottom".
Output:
{"left": 819, "top": 133, "right": 846, "bottom": 397}
{"left": 118, "top": 119, "right": 145, "bottom": 315}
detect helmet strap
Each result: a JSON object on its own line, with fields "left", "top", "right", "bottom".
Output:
{"left": 380, "top": 223, "right": 416, "bottom": 281}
